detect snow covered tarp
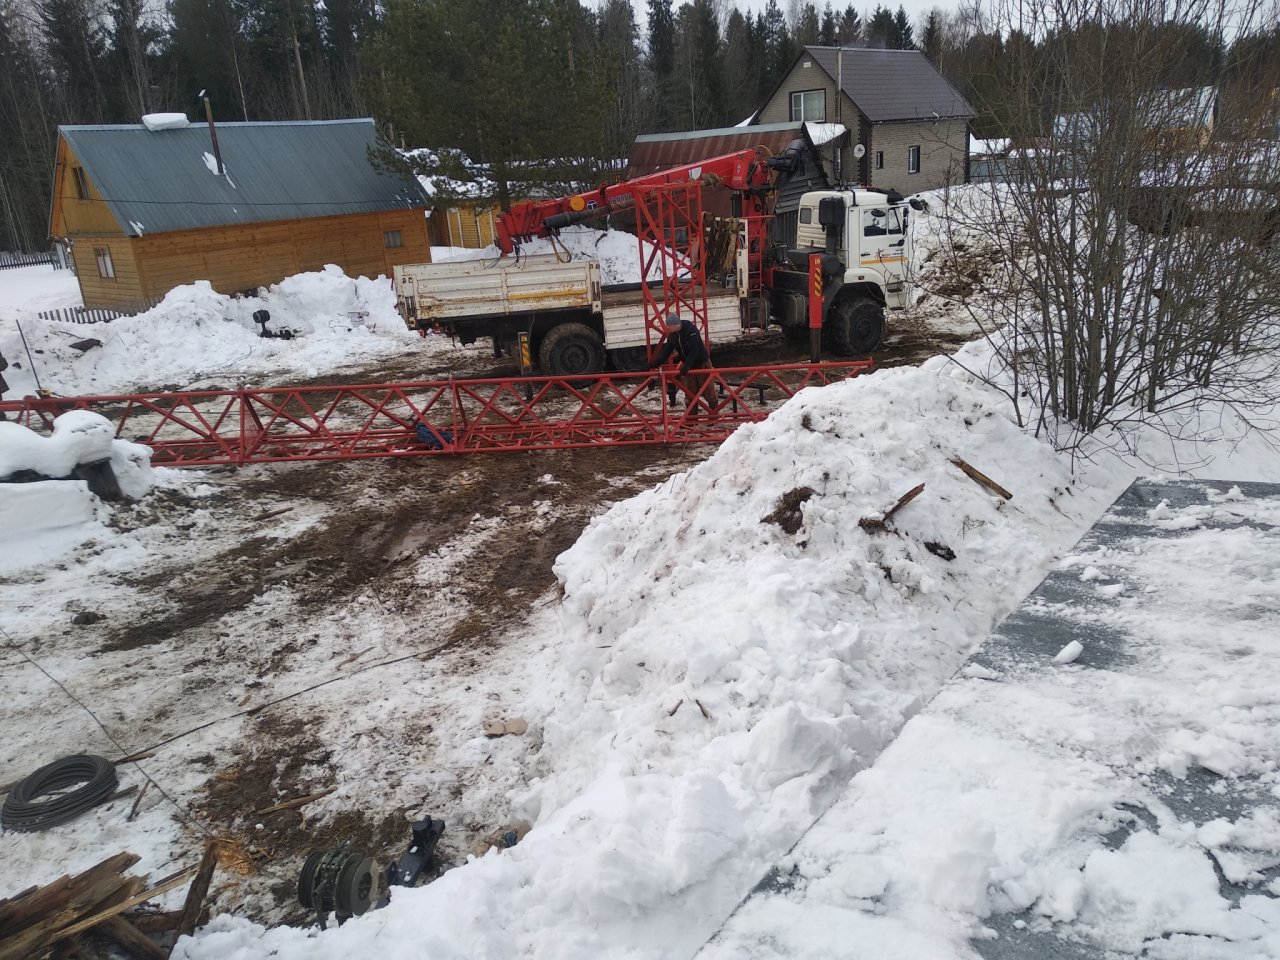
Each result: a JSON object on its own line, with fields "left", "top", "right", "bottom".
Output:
{"left": 707, "top": 478, "right": 1280, "bottom": 960}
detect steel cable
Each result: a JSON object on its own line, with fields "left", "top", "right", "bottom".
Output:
{"left": 1, "top": 754, "right": 118, "bottom": 832}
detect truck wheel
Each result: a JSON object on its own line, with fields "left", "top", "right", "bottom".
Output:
{"left": 824, "top": 295, "right": 885, "bottom": 355}
{"left": 539, "top": 322, "right": 606, "bottom": 377}
{"left": 608, "top": 347, "right": 648, "bottom": 372}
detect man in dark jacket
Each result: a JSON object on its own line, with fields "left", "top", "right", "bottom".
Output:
{"left": 649, "top": 313, "right": 710, "bottom": 410}
{"left": 0, "top": 350, "right": 8, "bottom": 419}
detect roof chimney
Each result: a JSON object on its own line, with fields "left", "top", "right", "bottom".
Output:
{"left": 201, "top": 91, "right": 224, "bottom": 177}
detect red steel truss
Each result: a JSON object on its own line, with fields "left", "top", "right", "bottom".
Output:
{"left": 1, "top": 363, "right": 871, "bottom": 468}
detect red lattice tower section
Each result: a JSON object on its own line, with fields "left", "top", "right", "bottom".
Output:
{"left": 634, "top": 180, "right": 710, "bottom": 362}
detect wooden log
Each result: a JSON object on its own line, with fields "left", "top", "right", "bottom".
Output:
{"left": 173, "top": 841, "right": 221, "bottom": 942}
{"left": 99, "top": 916, "right": 168, "bottom": 960}
{"left": 127, "top": 782, "right": 150, "bottom": 822}
{"left": 114, "top": 751, "right": 157, "bottom": 765}
{"left": 0, "top": 854, "right": 139, "bottom": 931}
{"left": 256, "top": 786, "right": 335, "bottom": 815}
{"left": 859, "top": 482, "right": 926, "bottom": 532}
{"left": 37, "top": 866, "right": 197, "bottom": 943}
{"left": 123, "top": 911, "right": 181, "bottom": 935}
{"left": 949, "top": 457, "right": 1013, "bottom": 500}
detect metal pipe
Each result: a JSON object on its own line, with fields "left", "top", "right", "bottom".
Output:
{"left": 202, "top": 94, "right": 223, "bottom": 176}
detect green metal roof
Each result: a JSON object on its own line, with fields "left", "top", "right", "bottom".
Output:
{"left": 58, "top": 118, "right": 429, "bottom": 237}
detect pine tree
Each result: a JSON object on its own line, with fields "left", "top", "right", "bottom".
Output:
{"left": 819, "top": 3, "right": 837, "bottom": 46}
{"left": 795, "top": 3, "right": 819, "bottom": 47}
{"left": 920, "top": 9, "right": 943, "bottom": 67}
{"left": 39, "top": 0, "right": 109, "bottom": 121}
{"left": 647, "top": 0, "right": 675, "bottom": 129}
{"left": 762, "top": 0, "right": 793, "bottom": 92}
{"left": 893, "top": 5, "right": 915, "bottom": 49}
{"left": 865, "top": 5, "right": 893, "bottom": 49}
{"left": 837, "top": 5, "right": 861, "bottom": 46}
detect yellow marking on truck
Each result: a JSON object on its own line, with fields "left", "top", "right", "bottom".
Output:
{"left": 860, "top": 256, "right": 907, "bottom": 265}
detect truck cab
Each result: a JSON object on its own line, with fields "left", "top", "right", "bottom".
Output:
{"left": 795, "top": 189, "right": 914, "bottom": 310}
{"left": 767, "top": 188, "right": 917, "bottom": 355}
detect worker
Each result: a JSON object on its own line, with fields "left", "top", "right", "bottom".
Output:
{"left": 0, "top": 349, "right": 8, "bottom": 419}
{"left": 649, "top": 312, "right": 710, "bottom": 411}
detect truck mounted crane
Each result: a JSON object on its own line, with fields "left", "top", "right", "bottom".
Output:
{"left": 394, "top": 141, "right": 919, "bottom": 376}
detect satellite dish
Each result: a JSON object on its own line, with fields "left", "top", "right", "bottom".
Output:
{"left": 853, "top": 143, "right": 866, "bottom": 159}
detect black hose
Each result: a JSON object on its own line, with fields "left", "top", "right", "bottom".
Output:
{"left": 2, "top": 755, "right": 118, "bottom": 832}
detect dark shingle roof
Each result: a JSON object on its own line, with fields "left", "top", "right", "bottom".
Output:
{"left": 59, "top": 118, "right": 429, "bottom": 236}
{"left": 802, "top": 47, "right": 974, "bottom": 123}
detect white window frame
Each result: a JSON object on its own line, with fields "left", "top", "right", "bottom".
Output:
{"left": 875, "top": 150, "right": 884, "bottom": 170}
{"left": 789, "top": 89, "right": 826, "bottom": 123}
{"left": 907, "top": 145, "right": 921, "bottom": 174}
{"left": 94, "top": 246, "right": 115, "bottom": 279}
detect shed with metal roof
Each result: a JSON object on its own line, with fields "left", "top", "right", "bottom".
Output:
{"left": 49, "top": 117, "right": 431, "bottom": 311}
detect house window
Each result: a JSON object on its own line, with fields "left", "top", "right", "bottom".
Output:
{"left": 73, "top": 167, "right": 89, "bottom": 200}
{"left": 790, "top": 90, "right": 825, "bottom": 122}
{"left": 383, "top": 230, "right": 403, "bottom": 248}
{"left": 908, "top": 146, "right": 921, "bottom": 174}
{"left": 875, "top": 151, "right": 884, "bottom": 170}
{"left": 94, "top": 246, "right": 115, "bottom": 279}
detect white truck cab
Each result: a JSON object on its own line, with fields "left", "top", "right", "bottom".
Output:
{"left": 794, "top": 189, "right": 915, "bottom": 310}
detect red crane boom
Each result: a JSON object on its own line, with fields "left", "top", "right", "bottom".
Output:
{"left": 494, "top": 147, "right": 779, "bottom": 256}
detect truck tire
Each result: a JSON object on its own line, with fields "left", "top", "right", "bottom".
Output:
{"left": 607, "top": 347, "right": 649, "bottom": 372}
{"left": 824, "top": 295, "right": 885, "bottom": 356}
{"left": 539, "top": 322, "right": 606, "bottom": 378}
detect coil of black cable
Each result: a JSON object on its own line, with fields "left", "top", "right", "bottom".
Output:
{"left": 1, "top": 754, "right": 118, "bottom": 832}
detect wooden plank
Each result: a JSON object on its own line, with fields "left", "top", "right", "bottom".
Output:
{"left": 99, "top": 915, "right": 168, "bottom": 960}
{"left": 256, "top": 786, "right": 335, "bottom": 815}
{"left": 173, "top": 841, "right": 220, "bottom": 941}
{"left": 949, "top": 457, "right": 1013, "bottom": 500}
{"left": 123, "top": 910, "right": 181, "bottom": 934}
{"left": 33, "top": 866, "right": 198, "bottom": 944}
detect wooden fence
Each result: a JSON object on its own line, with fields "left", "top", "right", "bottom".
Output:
{"left": 0, "top": 251, "right": 60, "bottom": 271}
{"left": 36, "top": 306, "right": 125, "bottom": 325}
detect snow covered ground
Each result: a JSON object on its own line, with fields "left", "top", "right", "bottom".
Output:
{"left": 705, "top": 477, "right": 1280, "bottom": 960}
{"left": 0, "top": 228, "right": 645, "bottom": 402}
{"left": 3, "top": 198, "right": 1278, "bottom": 960}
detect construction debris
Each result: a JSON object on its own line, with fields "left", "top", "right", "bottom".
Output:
{"left": 0, "top": 852, "right": 200, "bottom": 960}
{"left": 471, "top": 820, "right": 531, "bottom": 858}
{"left": 858, "top": 482, "right": 925, "bottom": 533}
{"left": 949, "top": 457, "right": 1013, "bottom": 500}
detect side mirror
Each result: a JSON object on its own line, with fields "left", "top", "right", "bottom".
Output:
{"left": 909, "top": 198, "right": 925, "bottom": 211}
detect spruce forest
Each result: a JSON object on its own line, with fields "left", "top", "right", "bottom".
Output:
{"left": 1, "top": 0, "right": 1276, "bottom": 252}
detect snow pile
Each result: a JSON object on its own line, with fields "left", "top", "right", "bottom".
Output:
{"left": 175, "top": 363, "right": 1116, "bottom": 960}
{"left": 0, "top": 481, "right": 103, "bottom": 575}
{"left": 707, "top": 480, "right": 1280, "bottom": 958}
{"left": 443, "top": 224, "right": 656, "bottom": 286}
{"left": 142, "top": 113, "right": 190, "bottom": 131}
{"left": 0, "top": 266, "right": 424, "bottom": 397}
{"left": 0, "top": 409, "right": 154, "bottom": 498}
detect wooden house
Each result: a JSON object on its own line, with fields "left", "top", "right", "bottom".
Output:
{"left": 755, "top": 47, "right": 974, "bottom": 194}
{"left": 49, "top": 118, "right": 431, "bottom": 311}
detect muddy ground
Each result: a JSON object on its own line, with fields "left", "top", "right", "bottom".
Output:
{"left": 1, "top": 299, "right": 983, "bottom": 929}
